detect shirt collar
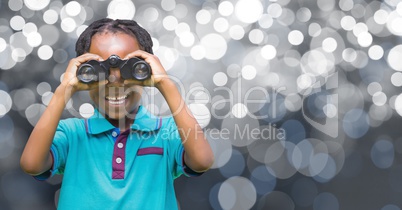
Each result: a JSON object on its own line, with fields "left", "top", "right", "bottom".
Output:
{"left": 85, "top": 105, "right": 162, "bottom": 134}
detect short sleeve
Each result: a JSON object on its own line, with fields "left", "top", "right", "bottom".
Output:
{"left": 33, "top": 120, "right": 70, "bottom": 180}
{"left": 165, "top": 117, "right": 204, "bottom": 178}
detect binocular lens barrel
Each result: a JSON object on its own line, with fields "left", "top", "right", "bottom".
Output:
{"left": 77, "top": 64, "right": 98, "bottom": 83}
{"left": 132, "top": 62, "right": 150, "bottom": 80}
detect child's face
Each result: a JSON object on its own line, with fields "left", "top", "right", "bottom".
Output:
{"left": 88, "top": 32, "right": 143, "bottom": 120}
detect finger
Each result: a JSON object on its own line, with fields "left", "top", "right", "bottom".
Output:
{"left": 124, "top": 51, "right": 161, "bottom": 72}
{"left": 123, "top": 79, "right": 145, "bottom": 86}
{"left": 68, "top": 54, "right": 102, "bottom": 72}
{"left": 90, "top": 80, "right": 108, "bottom": 89}
{"left": 123, "top": 50, "right": 151, "bottom": 60}
{"left": 75, "top": 53, "right": 103, "bottom": 63}
{"left": 79, "top": 79, "right": 109, "bottom": 91}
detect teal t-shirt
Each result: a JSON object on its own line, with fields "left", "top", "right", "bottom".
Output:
{"left": 36, "top": 106, "right": 200, "bottom": 210}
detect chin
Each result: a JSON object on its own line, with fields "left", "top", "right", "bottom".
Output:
{"left": 106, "top": 113, "right": 124, "bottom": 120}
{"left": 105, "top": 108, "right": 128, "bottom": 120}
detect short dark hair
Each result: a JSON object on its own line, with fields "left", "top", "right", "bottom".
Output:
{"left": 75, "top": 18, "right": 153, "bottom": 56}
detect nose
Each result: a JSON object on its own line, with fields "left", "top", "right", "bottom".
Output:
{"left": 108, "top": 67, "right": 124, "bottom": 84}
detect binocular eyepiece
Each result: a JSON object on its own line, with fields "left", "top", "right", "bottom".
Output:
{"left": 76, "top": 55, "right": 151, "bottom": 83}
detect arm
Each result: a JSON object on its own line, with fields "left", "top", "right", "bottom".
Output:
{"left": 20, "top": 54, "right": 104, "bottom": 175}
{"left": 20, "top": 85, "right": 71, "bottom": 175}
{"left": 158, "top": 79, "right": 214, "bottom": 172}
{"left": 124, "top": 51, "right": 214, "bottom": 172}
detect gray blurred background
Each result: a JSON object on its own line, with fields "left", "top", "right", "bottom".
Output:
{"left": 1, "top": 0, "right": 402, "bottom": 209}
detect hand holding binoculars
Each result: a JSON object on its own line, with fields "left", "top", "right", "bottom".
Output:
{"left": 76, "top": 54, "right": 151, "bottom": 83}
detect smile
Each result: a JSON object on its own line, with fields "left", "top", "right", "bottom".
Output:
{"left": 105, "top": 95, "right": 128, "bottom": 105}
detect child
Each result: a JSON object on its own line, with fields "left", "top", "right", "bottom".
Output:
{"left": 20, "top": 18, "right": 214, "bottom": 209}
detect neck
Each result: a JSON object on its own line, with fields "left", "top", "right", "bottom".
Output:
{"left": 108, "top": 117, "right": 134, "bottom": 131}
{"left": 105, "top": 106, "right": 139, "bottom": 131}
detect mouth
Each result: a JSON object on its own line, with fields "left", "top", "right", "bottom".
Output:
{"left": 105, "top": 94, "right": 128, "bottom": 105}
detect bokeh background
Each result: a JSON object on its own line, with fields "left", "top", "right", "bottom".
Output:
{"left": 1, "top": 0, "right": 402, "bottom": 209}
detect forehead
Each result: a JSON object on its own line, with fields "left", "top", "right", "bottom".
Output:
{"left": 89, "top": 32, "right": 140, "bottom": 59}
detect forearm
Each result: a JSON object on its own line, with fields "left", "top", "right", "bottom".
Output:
{"left": 20, "top": 85, "right": 73, "bottom": 175}
{"left": 157, "top": 79, "right": 214, "bottom": 172}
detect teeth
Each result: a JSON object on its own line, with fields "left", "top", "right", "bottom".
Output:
{"left": 106, "top": 95, "right": 127, "bottom": 105}
{"left": 106, "top": 95, "right": 127, "bottom": 101}
{"left": 109, "top": 100, "right": 125, "bottom": 105}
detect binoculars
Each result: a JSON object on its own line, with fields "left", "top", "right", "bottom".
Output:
{"left": 76, "top": 55, "right": 151, "bottom": 83}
